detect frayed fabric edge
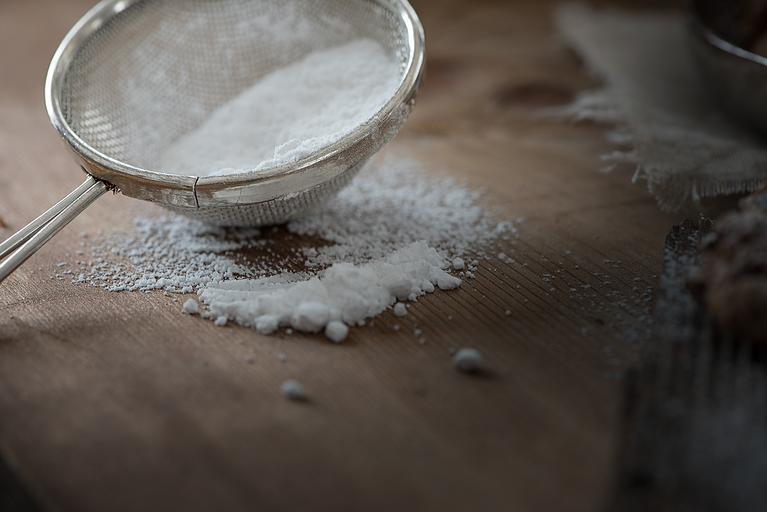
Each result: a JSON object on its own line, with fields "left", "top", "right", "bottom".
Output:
{"left": 550, "top": 88, "right": 767, "bottom": 212}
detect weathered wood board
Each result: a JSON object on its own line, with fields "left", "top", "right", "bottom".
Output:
{"left": 0, "top": 0, "right": 714, "bottom": 510}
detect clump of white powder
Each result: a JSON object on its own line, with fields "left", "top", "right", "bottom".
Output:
{"left": 75, "top": 153, "right": 516, "bottom": 338}
{"left": 199, "top": 241, "right": 459, "bottom": 336}
{"left": 159, "top": 39, "right": 400, "bottom": 176}
{"left": 281, "top": 380, "right": 307, "bottom": 401}
{"left": 182, "top": 298, "right": 200, "bottom": 315}
{"left": 393, "top": 302, "right": 408, "bottom": 317}
{"left": 453, "top": 348, "right": 485, "bottom": 374}
{"left": 324, "top": 321, "right": 349, "bottom": 343}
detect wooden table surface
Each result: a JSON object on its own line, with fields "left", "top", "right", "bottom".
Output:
{"left": 0, "top": 1, "right": 692, "bottom": 511}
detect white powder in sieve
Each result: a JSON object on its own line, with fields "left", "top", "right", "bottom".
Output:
{"left": 75, "top": 153, "right": 516, "bottom": 338}
{"left": 159, "top": 39, "right": 400, "bottom": 176}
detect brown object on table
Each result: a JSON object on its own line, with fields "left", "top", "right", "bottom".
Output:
{"left": 697, "top": 208, "right": 767, "bottom": 344}
{"left": 0, "top": 1, "right": 709, "bottom": 511}
{"left": 611, "top": 220, "right": 767, "bottom": 512}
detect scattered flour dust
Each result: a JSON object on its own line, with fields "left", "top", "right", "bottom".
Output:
{"left": 74, "top": 153, "right": 516, "bottom": 341}
{"left": 159, "top": 39, "right": 400, "bottom": 177}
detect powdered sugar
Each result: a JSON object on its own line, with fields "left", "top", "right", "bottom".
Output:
{"left": 159, "top": 39, "right": 399, "bottom": 176}
{"left": 200, "top": 241, "right": 458, "bottom": 335}
{"left": 75, "top": 153, "right": 516, "bottom": 337}
{"left": 287, "top": 154, "right": 516, "bottom": 267}
{"left": 182, "top": 298, "right": 200, "bottom": 315}
{"left": 324, "top": 321, "right": 349, "bottom": 343}
{"left": 77, "top": 218, "right": 260, "bottom": 293}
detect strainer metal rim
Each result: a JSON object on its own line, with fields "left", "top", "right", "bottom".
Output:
{"left": 44, "top": 0, "right": 425, "bottom": 196}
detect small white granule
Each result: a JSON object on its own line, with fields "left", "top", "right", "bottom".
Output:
{"left": 453, "top": 348, "right": 484, "bottom": 373}
{"left": 325, "top": 321, "right": 349, "bottom": 343}
{"left": 182, "top": 298, "right": 200, "bottom": 315}
{"left": 214, "top": 316, "right": 228, "bottom": 327}
{"left": 414, "top": 328, "right": 423, "bottom": 337}
{"left": 452, "top": 258, "right": 465, "bottom": 270}
{"left": 393, "top": 302, "right": 408, "bottom": 317}
{"left": 281, "top": 380, "right": 307, "bottom": 401}
{"left": 75, "top": 153, "right": 518, "bottom": 340}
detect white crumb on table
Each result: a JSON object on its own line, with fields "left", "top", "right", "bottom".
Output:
{"left": 159, "top": 40, "right": 400, "bottom": 177}
{"left": 453, "top": 348, "right": 484, "bottom": 373}
{"left": 324, "top": 321, "right": 349, "bottom": 343}
{"left": 182, "top": 298, "right": 200, "bottom": 315}
{"left": 281, "top": 379, "right": 307, "bottom": 401}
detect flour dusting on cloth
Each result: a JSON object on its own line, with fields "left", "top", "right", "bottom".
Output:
{"left": 555, "top": 4, "right": 767, "bottom": 211}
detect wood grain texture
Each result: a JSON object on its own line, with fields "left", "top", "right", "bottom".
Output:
{"left": 0, "top": 0, "right": 719, "bottom": 511}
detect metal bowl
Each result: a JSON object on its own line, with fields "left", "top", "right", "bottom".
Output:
{"left": 689, "top": 0, "right": 767, "bottom": 135}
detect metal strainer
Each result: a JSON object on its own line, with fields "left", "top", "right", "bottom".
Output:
{"left": 0, "top": 0, "right": 424, "bottom": 283}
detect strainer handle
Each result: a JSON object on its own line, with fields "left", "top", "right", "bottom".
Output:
{"left": 0, "top": 175, "right": 108, "bottom": 284}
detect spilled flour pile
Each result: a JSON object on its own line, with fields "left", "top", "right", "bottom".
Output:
{"left": 160, "top": 39, "right": 400, "bottom": 176}
{"left": 75, "top": 155, "right": 515, "bottom": 341}
{"left": 200, "top": 241, "right": 460, "bottom": 336}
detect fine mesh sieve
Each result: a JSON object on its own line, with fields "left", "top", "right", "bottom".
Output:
{"left": 0, "top": 0, "right": 424, "bottom": 283}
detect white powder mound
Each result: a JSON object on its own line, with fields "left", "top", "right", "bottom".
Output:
{"left": 199, "top": 241, "right": 459, "bottom": 335}
{"left": 453, "top": 348, "right": 484, "bottom": 374}
{"left": 76, "top": 153, "right": 517, "bottom": 337}
{"left": 159, "top": 39, "right": 400, "bottom": 176}
{"left": 324, "top": 321, "right": 349, "bottom": 343}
